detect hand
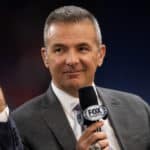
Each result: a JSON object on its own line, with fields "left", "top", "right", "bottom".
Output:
{"left": 76, "top": 121, "right": 109, "bottom": 150}
{"left": 0, "top": 87, "right": 7, "bottom": 112}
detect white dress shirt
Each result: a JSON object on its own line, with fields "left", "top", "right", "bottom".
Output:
{"left": 51, "top": 81, "right": 121, "bottom": 149}
{"left": 0, "top": 106, "right": 9, "bottom": 122}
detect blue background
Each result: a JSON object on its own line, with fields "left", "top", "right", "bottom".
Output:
{"left": 0, "top": 0, "right": 150, "bottom": 107}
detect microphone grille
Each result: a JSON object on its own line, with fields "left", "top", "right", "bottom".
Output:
{"left": 79, "top": 86, "right": 98, "bottom": 110}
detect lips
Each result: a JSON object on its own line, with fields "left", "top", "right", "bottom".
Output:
{"left": 63, "top": 68, "right": 85, "bottom": 74}
{"left": 64, "top": 72, "right": 81, "bottom": 79}
{"left": 63, "top": 70, "right": 82, "bottom": 74}
{"left": 63, "top": 69, "right": 84, "bottom": 79}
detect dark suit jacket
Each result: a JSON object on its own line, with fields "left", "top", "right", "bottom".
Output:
{"left": 0, "top": 117, "right": 23, "bottom": 150}
{"left": 12, "top": 85, "right": 150, "bottom": 150}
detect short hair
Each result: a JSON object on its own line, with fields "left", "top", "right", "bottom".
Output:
{"left": 43, "top": 5, "right": 102, "bottom": 47}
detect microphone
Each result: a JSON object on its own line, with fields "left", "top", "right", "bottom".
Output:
{"left": 78, "top": 86, "right": 108, "bottom": 128}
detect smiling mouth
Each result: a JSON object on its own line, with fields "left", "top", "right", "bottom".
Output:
{"left": 63, "top": 70, "right": 83, "bottom": 74}
{"left": 63, "top": 70, "right": 83, "bottom": 78}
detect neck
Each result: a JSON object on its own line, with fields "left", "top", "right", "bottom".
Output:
{"left": 52, "top": 81, "right": 94, "bottom": 98}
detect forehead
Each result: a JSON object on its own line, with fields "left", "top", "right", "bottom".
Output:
{"left": 46, "top": 20, "right": 98, "bottom": 45}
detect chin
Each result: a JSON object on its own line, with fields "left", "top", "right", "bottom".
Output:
{"left": 66, "top": 81, "right": 83, "bottom": 90}
{"left": 71, "top": 83, "right": 91, "bottom": 91}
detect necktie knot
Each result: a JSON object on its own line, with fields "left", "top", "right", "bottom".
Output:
{"left": 73, "top": 104, "right": 81, "bottom": 112}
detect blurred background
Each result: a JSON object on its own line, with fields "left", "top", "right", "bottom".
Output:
{"left": 0, "top": 0, "right": 150, "bottom": 108}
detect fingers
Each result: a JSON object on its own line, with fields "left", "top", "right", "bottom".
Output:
{"left": 103, "top": 147, "right": 110, "bottom": 150}
{"left": 90, "top": 140, "right": 109, "bottom": 150}
{"left": 86, "top": 131, "right": 107, "bottom": 146}
{"left": 76, "top": 121, "right": 109, "bottom": 150}
{"left": 0, "top": 87, "right": 7, "bottom": 112}
{"left": 98, "top": 139, "right": 109, "bottom": 149}
{"left": 81, "top": 121, "right": 104, "bottom": 140}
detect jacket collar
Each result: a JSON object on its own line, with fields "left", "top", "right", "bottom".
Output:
{"left": 40, "top": 85, "right": 76, "bottom": 150}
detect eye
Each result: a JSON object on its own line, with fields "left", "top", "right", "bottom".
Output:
{"left": 78, "top": 46, "right": 89, "bottom": 53}
{"left": 54, "top": 47, "right": 64, "bottom": 54}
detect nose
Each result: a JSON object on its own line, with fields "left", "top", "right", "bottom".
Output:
{"left": 65, "top": 49, "right": 79, "bottom": 65}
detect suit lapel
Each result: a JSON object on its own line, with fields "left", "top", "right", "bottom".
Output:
{"left": 41, "top": 86, "right": 76, "bottom": 150}
{"left": 97, "top": 87, "right": 131, "bottom": 150}
{"left": 40, "top": 85, "right": 132, "bottom": 149}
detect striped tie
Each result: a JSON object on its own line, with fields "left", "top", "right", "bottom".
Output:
{"left": 73, "top": 104, "right": 84, "bottom": 139}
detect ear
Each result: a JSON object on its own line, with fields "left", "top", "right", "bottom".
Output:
{"left": 41, "top": 47, "right": 49, "bottom": 68}
{"left": 97, "top": 44, "right": 106, "bottom": 67}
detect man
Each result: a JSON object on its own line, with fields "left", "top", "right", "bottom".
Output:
{"left": 0, "top": 5, "right": 150, "bottom": 150}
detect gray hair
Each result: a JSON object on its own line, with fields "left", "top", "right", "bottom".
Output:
{"left": 43, "top": 5, "right": 102, "bottom": 47}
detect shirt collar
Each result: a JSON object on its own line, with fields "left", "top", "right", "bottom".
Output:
{"left": 51, "top": 81, "right": 79, "bottom": 114}
{"left": 51, "top": 81, "right": 100, "bottom": 113}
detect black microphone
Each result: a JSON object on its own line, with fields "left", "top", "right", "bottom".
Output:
{"left": 78, "top": 86, "right": 108, "bottom": 128}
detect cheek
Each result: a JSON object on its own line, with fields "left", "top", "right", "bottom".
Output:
{"left": 83, "top": 54, "right": 99, "bottom": 68}
{"left": 48, "top": 57, "right": 64, "bottom": 72}
{"left": 88, "top": 57, "right": 99, "bottom": 75}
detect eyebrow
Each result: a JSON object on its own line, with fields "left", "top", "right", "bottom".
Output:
{"left": 51, "top": 44, "right": 67, "bottom": 49}
{"left": 76, "top": 42, "right": 90, "bottom": 46}
{"left": 76, "top": 42, "right": 91, "bottom": 49}
{"left": 51, "top": 42, "right": 91, "bottom": 49}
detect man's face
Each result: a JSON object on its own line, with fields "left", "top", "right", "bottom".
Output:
{"left": 41, "top": 19, "right": 106, "bottom": 96}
